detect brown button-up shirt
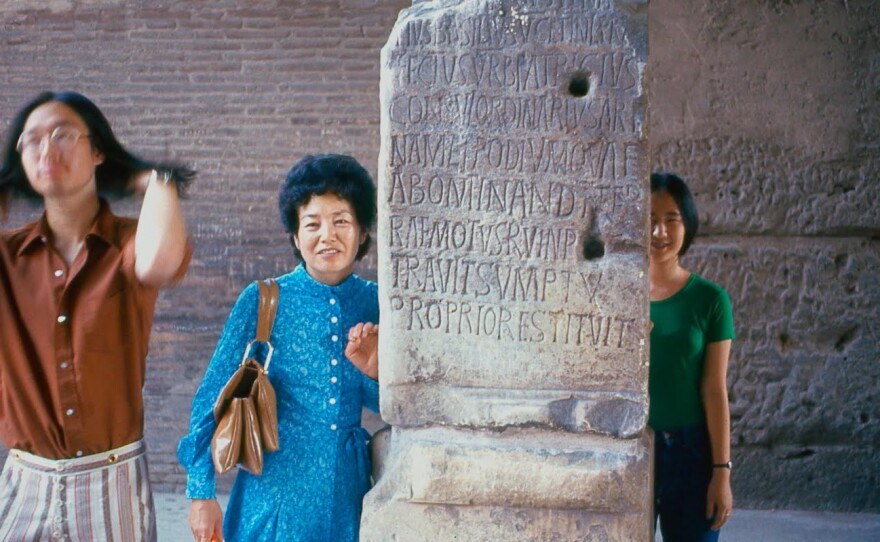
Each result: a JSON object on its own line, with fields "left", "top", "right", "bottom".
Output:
{"left": 0, "top": 201, "right": 189, "bottom": 459}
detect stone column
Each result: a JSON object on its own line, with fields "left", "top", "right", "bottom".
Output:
{"left": 364, "top": 1, "right": 650, "bottom": 540}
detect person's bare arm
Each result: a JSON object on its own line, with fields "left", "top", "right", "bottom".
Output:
{"left": 132, "top": 169, "right": 188, "bottom": 287}
{"left": 702, "top": 339, "right": 733, "bottom": 529}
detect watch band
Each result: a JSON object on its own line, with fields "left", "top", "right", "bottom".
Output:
{"left": 712, "top": 461, "right": 732, "bottom": 469}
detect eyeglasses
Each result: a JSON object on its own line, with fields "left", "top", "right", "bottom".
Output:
{"left": 16, "top": 126, "right": 90, "bottom": 155}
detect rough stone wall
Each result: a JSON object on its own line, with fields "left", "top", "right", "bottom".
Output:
{"left": 649, "top": 0, "right": 880, "bottom": 512}
{"left": 0, "top": 0, "right": 877, "bottom": 513}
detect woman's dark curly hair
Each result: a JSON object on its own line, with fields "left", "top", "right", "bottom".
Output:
{"left": 278, "top": 154, "right": 376, "bottom": 261}
{"left": 651, "top": 172, "right": 699, "bottom": 256}
{"left": 0, "top": 91, "right": 195, "bottom": 215}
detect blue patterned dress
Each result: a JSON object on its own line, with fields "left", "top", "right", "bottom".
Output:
{"left": 178, "top": 264, "right": 379, "bottom": 541}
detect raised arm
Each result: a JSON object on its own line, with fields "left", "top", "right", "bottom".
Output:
{"left": 132, "top": 169, "right": 189, "bottom": 287}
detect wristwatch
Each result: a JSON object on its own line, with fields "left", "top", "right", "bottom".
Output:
{"left": 712, "top": 461, "right": 732, "bottom": 469}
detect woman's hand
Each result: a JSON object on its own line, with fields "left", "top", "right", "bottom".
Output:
{"left": 189, "top": 498, "right": 224, "bottom": 542}
{"left": 707, "top": 469, "right": 733, "bottom": 530}
{"left": 346, "top": 322, "right": 379, "bottom": 380}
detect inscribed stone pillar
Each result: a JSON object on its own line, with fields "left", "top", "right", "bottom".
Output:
{"left": 364, "top": 1, "right": 651, "bottom": 540}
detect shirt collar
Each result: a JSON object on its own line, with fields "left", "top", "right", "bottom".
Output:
{"left": 17, "top": 199, "right": 116, "bottom": 256}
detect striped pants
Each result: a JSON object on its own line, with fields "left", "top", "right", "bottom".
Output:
{"left": 0, "top": 440, "right": 157, "bottom": 542}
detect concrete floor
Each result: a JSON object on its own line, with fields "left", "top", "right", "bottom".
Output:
{"left": 154, "top": 493, "right": 880, "bottom": 541}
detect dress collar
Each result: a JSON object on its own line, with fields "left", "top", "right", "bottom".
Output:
{"left": 291, "top": 261, "right": 360, "bottom": 296}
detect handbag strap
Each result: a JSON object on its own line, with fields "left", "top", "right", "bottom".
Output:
{"left": 255, "top": 278, "right": 280, "bottom": 343}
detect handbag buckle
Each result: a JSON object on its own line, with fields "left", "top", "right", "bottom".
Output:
{"left": 240, "top": 339, "right": 274, "bottom": 373}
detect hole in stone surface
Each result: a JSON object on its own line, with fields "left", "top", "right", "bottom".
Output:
{"left": 583, "top": 235, "right": 605, "bottom": 260}
{"left": 778, "top": 333, "right": 792, "bottom": 352}
{"left": 834, "top": 325, "right": 859, "bottom": 352}
{"left": 859, "top": 413, "right": 869, "bottom": 424}
{"left": 568, "top": 71, "right": 590, "bottom": 97}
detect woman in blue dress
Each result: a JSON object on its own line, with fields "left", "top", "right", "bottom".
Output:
{"left": 179, "top": 154, "right": 380, "bottom": 542}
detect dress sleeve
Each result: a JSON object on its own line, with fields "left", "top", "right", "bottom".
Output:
{"left": 177, "top": 282, "right": 259, "bottom": 499}
{"left": 360, "top": 373, "right": 380, "bottom": 413}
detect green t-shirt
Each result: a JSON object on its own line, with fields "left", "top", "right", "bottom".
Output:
{"left": 649, "top": 273, "right": 735, "bottom": 431}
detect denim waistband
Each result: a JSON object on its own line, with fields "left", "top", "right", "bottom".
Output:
{"left": 655, "top": 422, "right": 709, "bottom": 447}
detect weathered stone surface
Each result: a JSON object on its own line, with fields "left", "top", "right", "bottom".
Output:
{"left": 685, "top": 239, "right": 879, "bottom": 447}
{"left": 684, "top": 238, "right": 880, "bottom": 511}
{"left": 377, "top": 0, "right": 650, "bottom": 436}
{"left": 366, "top": 0, "right": 651, "bottom": 539}
{"left": 371, "top": 427, "right": 652, "bottom": 509}
{"left": 385, "top": 387, "right": 646, "bottom": 438}
{"left": 363, "top": 427, "right": 653, "bottom": 542}
{"left": 362, "top": 501, "right": 649, "bottom": 542}
{"left": 734, "top": 445, "right": 880, "bottom": 512}
{"left": 653, "top": 137, "right": 880, "bottom": 237}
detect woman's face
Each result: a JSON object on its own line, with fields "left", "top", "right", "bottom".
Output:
{"left": 650, "top": 190, "right": 685, "bottom": 265}
{"left": 18, "top": 101, "right": 103, "bottom": 201}
{"left": 293, "top": 193, "right": 366, "bottom": 286}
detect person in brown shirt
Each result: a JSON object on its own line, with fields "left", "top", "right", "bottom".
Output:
{"left": 0, "top": 91, "right": 194, "bottom": 542}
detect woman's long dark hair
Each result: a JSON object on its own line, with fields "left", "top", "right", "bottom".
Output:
{"left": 0, "top": 91, "right": 195, "bottom": 216}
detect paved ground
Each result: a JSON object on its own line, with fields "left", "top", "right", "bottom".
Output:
{"left": 155, "top": 493, "right": 880, "bottom": 541}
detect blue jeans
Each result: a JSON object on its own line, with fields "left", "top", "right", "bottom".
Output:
{"left": 654, "top": 423, "right": 720, "bottom": 542}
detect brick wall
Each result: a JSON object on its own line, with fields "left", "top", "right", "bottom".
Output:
{"left": 0, "top": 0, "right": 409, "bottom": 494}
{"left": 1, "top": 0, "right": 877, "bottom": 511}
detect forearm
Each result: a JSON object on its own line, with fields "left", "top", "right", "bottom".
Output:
{"left": 134, "top": 169, "right": 188, "bottom": 286}
{"left": 702, "top": 385, "right": 731, "bottom": 465}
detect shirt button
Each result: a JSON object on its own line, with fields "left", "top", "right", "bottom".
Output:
{"left": 60, "top": 362, "right": 69, "bottom": 369}
{"left": 329, "top": 298, "right": 337, "bottom": 305}
{"left": 57, "top": 315, "right": 68, "bottom": 324}
{"left": 331, "top": 316, "right": 338, "bottom": 323}
{"left": 330, "top": 424, "right": 337, "bottom": 430}
{"left": 65, "top": 408, "right": 74, "bottom": 416}
{"left": 54, "top": 269, "right": 64, "bottom": 278}
{"left": 329, "top": 398, "right": 336, "bottom": 405}
{"left": 331, "top": 359, "right": 338, "bottom": 366}
{"left": 331, "top": 335, "right": 338, "bottom": 342}
{"left": 330, "top": 377, "right": 338, "bottom": 384}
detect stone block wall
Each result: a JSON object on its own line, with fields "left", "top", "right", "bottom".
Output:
{"left": 650, "top": 0, "right": 880, "bottom": 512}
{"left": 0, "top": 0, "right": 877, "bottom": 513}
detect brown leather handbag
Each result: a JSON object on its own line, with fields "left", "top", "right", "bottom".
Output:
{"left": 211, "top": 278, "right": 281, "bottom": 475}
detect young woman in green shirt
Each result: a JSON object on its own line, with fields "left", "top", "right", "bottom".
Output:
{"left": 650, "top": 173, "right": 735, "bottom": 541}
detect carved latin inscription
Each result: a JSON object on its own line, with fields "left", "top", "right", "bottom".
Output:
{"left": 380, "top": 0, "right": 646, "bottom": 380}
